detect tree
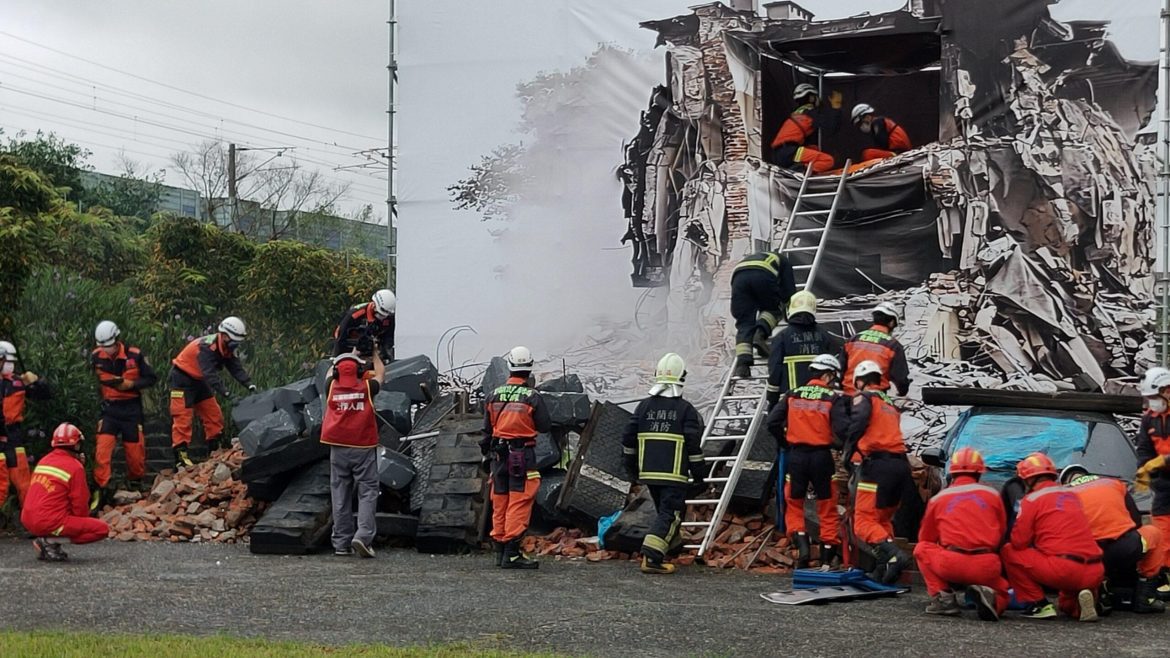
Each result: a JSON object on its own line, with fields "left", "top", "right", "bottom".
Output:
{"left": 0, "top": 129, "right": 91, "bottom": 201}
{"left": 171, "top": 140, "right": 234, "bottom": 222}
{"left": 85, "top": 153, "right": 166, "bottom": 228}
{"left": 447, "top": 143, "right": 526, "bottom": 221}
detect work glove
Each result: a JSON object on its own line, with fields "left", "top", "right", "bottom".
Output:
{"left": 222, "top": 389, "right": 233, "bottom": 401}
{"left": 829, "top": 90, "right": 843, "bottom": 109}
{"left": 20, "top": 371, "right": 38, "bottom": 385}
{"left": 1136, "top": 456, "right": 1168, "bottom": 492}
{"left": 248, "top": 384, "right": 258, "bottom": 393}
{"left": 115, "top": 379, "right": 135, "bottom": 392}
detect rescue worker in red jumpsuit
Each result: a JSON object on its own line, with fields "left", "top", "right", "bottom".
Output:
{"left": 321, "top": 350, "right": 386, "bottom": 558}
{"left": 842, "top": 301, "right": 910, "bottom": 396}
{"left": 168, "top": 317, "right": 255, "bottom": 468}
{"left": 769, "top": 83, "right": 842, "bottom": 174}
{"left": 1134, "top": 367, "right": 1170, "bottom": 598}
{"left": 1001, "top": 452, "right": 1104, "bottom": 621}
{"left": 1061, "top": 464, "right": 1166, "bottom": 613}
{"left": 851, "top": 103, "right": 913, "bottom": 161}
{"left": 0, "top": 340, "right": 51, "bottom": 510}
{"left": 913, "top": 447, "right": 1009, "bottom": 621}
{"left": 622, "top": 353, "right": 707, "bottom": 574}
{"left": 730, "top": 251, "right": 796, "bottom": 379}
{"left": 844, "top": 359, "right": 913, "bottom": 584}
{"left": 481, "top": 346, "right": 551, "bottom": 569}
{"left": 21, "top": 423, "right": 110, "bottom": 562}
{"left": 766, "top": 354, "right": 850, "bottom": 568}
{"left": 90, "top": 321, "right": 158, "bottom": 510}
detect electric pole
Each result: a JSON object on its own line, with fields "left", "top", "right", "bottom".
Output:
{"left": 228, "top": 142, "right": 237, "bottom": 229}
{"left": 387, "top": 0, "right": 398, "bottom": 290}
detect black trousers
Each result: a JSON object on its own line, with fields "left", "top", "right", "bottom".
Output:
{"left": 1100, "top": 529, "right": 1144, "bottom": 588}
{"left": 730, "top": 269, "right": 782, "bottom": 366}
{"left": 643, "top": 484, "right": 686, "bottom": 562}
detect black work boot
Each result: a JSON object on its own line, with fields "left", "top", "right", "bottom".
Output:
{"left": 1097, "top": 581, "right": 1114, "bottom": 616}
{"left": 1134, "top": 577, "right": 1167, "bottom": 614}
{"left": 819, "top": 544, "right": 840, "bottom": 570}
{"left": 206, "top": 435, "right": 222, "bottom": 454}
{"left": 493, "top": 541, "right": 505, "bottom": 567}
{"left": 870, "top": 540, "right": 910, "bottom": 585}
{"left": 501, "top": 539, "right": 538, "bottom": 570}
{"left": 794, "top": 533, "right": 811, "bottom": 569}
{"left": 733, "top": 362, "right": 752, "bottom": 379}
{"left": 752, "top": 328, "right": 772, "bottom": 358}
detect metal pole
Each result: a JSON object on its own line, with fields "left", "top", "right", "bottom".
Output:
{"left": 228, "top": 142, "right": 237, "bottom": 230}
{"left": 387, "top": 0, "right": 398, "bottom": 289}
{"left": 1160, "top": 0, "right": 1170, "bottom": 366}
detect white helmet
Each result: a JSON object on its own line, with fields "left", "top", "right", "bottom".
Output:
{"left": 809, "top": 354, "right": 841, "bottom": 373}
{"left": 218, "top": 316, "right": 248, "bottom": 341}
{"left": 792, "top": 83, "right": 818, "bottom": 101}
{"left": 506, "top": 346, "right": 534, "bottom": 373}
{"left": 787, "top": 290, "right": 817, "bottom": 318}
{"left": 851, "top": 103, "right": 875, "bottom": 124}
{"left": 95, "top": 320, "right": 121, "bottom": 347}
{"left": 873, "top": 302, "right": 900, "bottom": 322}
{"left": 854, "top": 360, "right": 884, "bottom": 379}
{"left": 372, "top": 289, "right": 397, "bottom": 319}
{"left": 650, "top": 352, "right": 686, "bottom": 398}
{"left": 1140, "top": 367, "right": 1170, "bottom": 397}
{"left": 0, "top": 340, "right": 16, "bottom": 362}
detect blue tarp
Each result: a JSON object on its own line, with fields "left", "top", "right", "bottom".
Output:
{"left": 948, "top": 414, "right": 1087, "bottom": 481}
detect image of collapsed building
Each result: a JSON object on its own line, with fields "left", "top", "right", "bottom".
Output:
{"left": 620, "top": 0, "right": 1159, "bottom": 415}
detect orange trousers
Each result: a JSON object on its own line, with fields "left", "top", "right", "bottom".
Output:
{"left": 1153, "top": 515, "right": 1170, "bottom": 570}
{"left": 853, "top": 483, "right": 898, "bottom": 545}
{"left": 784, "top": 480, "right": 841, "bottom": 546}
{"left": 795, "top": 146, "right": 835, "bottom": 174}
{"left": 1134, "top": 523, "right": 1168, "bottom": 577}
{"left": 94, "top": 431, "right": 146, "bottom": 488}
{"left": 490, "top": 476, "right": 540, "bottom": 543}
{"left": 169, "top": 390, "right": 224, "bottom": 448}
{"left": 0, "top": 447, "right": 31, "bottom": 507}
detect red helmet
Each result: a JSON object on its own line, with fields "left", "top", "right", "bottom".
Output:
{"left": 1016, "top": 452, "right": 1057, "bottom": 480}
{"left": 51, "top": 422, "right": 84, "bottom": 449}
{"left": 949, "top": 447, "right": 986, "bottom": 476}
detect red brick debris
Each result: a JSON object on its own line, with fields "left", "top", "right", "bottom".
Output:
{"left": 522, "top": 511, "right": 805, "bottom": 574}
{"left": 99, "top": 447, "right": 264, "bottom": 544}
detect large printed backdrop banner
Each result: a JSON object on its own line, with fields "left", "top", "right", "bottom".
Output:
{"left": 396, "top": 0, "right": 1158, "bottom": 366}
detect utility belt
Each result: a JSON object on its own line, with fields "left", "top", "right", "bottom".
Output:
{"left": 1056, "top": 553, "right": 1102, "bottom": 565}
{"left": 944, "top": 545, "right": 993, "bottom": 555}
{"left": 493, "top": 437, "right": 536, "bottom": 450}
{"left": 1097, "top": 526, "right": 1140, "bottom": 547}
{"left": 863, "top": 451, "right": 907, "bottom": 461}
{"left": 787, "top": 443, "right": 831, "bottom": 453}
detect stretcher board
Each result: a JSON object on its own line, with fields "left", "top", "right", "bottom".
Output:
{"left": 760, "top": 585, "right": 901, "bottom": 605}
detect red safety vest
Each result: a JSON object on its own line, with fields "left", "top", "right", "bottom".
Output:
{"left": 1, "top": 374, "right": 27, "bottom": 425}
{"left": 1069, "top": 476, "right": 1136, "bottom": 542}
{"left": 320, "top": 378, "right": 378, "bottom": 449}
{"left": 771, "top": 106, "right": 816, "bottom": 148}
{"left": 844, "top": 324, "right": 898, "bottom": 395}
{"left": 857, "top": 391, "right": 905, "bottom": 455}
{"left": 784, "top": 378, "right": 836, "bottom": 447}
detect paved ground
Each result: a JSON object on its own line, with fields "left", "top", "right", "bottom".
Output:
{"left": 0, "top": 538, "right": 1165, "bottom": 657}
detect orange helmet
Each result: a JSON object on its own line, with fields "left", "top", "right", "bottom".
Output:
{"left": 949, "top": 447, "right": 986, "bottom": 476}
{"left": 51, "top": 422, "right": 84, "bottom": 449}
{"left": 1016, "top": 452, "right": 1057, "bottom": 480}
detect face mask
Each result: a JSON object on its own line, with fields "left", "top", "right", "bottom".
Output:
{"left": 1149, "top": 398, "right": 1168, "bottom": 414}
{"left": 1, "top": 362, "right": 13, "bottom": 376}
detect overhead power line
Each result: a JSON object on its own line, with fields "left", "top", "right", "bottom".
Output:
{"left": 0, "top": 30, "right": 383, "bottom": 143}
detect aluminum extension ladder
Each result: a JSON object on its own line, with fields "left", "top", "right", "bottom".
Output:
{"left": 776, "top": 160, "right": 851, "bottom": 291}
{"left": 682, "top": 360, "right": 771, "bottom": 557}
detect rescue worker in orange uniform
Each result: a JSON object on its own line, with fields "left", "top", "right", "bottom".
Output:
{"left": 481, "top": 346, "right": 551, "bottom": 569}
{"left": 333, "top": 289, "right": 396, "bottom": 363}
{"left": 842, "top": 301, "right": 910, "bottom": 396}
{"left": 0, "top": 340, "right": 51, "bottom": 510}
{"left": 770, "top": 83, "right": 842, "bottom": 174}
{"left": 90, "top": 321, "right": 158, "bottom": 510}
{"left": 622, "top": 353, "right": 706, "bottom": 575}
{"left": 730, "top": 251, "right": 796, "bottom": 379}
{"left": 168, "top": 317, "right": 255, "bottom": 468}
{"left": 21, "top": 423, "right": 110, "bottom": 562}
{"left": 843, "top": 359, "right": 913, "bottom": 584}
{"left": 913, "top": 448, "right": 1009, "bottom": 621}
{"left": 1062, "top": 463, "right": 1166, "bottom": 613}
{"left": 321, "top": 350, "right": 386, "bottom": 558}
{"left": 766, "top": 354, "right": 850, "bottom": 568}
{"left": 1001, "top": 453, "right": 1104, "bottom": 621}
{"left": 765, "top": 291, "right": 841, "bottom": 409}
{"left": 1135, "top": 367, "right": 1170, "bottom": 597}
{"left": 851, "top": 103, "right": 913, "bottom": 161}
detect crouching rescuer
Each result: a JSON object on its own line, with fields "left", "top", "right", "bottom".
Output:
{"left": 622, "top": 353, "right": 707, "bottom": 574}
{"left": 481, "top": 346, "right": 550, "bottom": 569}
{"left": 21, "top": 423, "right": 110, "bottom": 561}
{"left": 168, "top": 317, "right": 255, "bottom": 468}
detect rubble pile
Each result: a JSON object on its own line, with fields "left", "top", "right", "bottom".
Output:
{"left": 100, "top": 447, "right": 259, "bottom": 544}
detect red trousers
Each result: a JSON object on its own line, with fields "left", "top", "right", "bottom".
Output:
{"left": 1002, "top": 544, "right": 1104, "bottom": 612}
{"left": 0, "top": 447, "right": 31, "bottom": 507}
{"left": 94, "top": 430, "right": 146, "bottom": 488}
{"left": 26, "top": 515, "right": 109, "bottom": 544}
{"left": 1153, "top": 514, "right": 1170, "bottom": 570}
{"left": 914, "top": 542, "right": 1010, "bottom": 613}
{"left": 170, "top": 391, "right": 224, "bottom": 448}
{"left": 795, "top": 146, "right": 835, "bottom": 174}
{"left": 861, "top": 148, "right": 897, "bottom": 161}
{"left": 785, "top": 480, "right": 841, "bottom": 545}
{"left": 490, "top": 476, "right": 540, "bottom": 543}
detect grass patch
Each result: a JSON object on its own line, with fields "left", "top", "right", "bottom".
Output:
{"left": 0, "top": 630, "right": 564, "bottom": 657}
